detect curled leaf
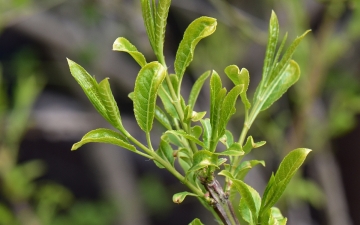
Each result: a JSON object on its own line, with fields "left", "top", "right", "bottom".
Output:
{"left": 72, "top": 128, "right": 136, "bottom": 152}
{"left": 175, "top": 17, "right": 217, "bottom": 81}
{"left": 173, "top": 191, "right": 198, "bottom": 204}
{"left": 113, "top": 37, "right": 147, "bottom": 67}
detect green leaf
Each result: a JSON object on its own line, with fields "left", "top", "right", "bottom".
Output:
{"left": 268, "top": 30, "right": 310, "bottom": 87}
{"left": 133, "top": 61, "right": 166, "bottom": 132}
{"left": 243, "top": 136, "right": 266, "bottom": 154}
{"left": 72, "top": 128, "right": 136, "bottom": 152}
{"left": 175, "top": 17, "right": 217, "bottom": 81}
{"left": 210, "top": 87, "right": 226, "bottom": 151}
{"left": 98, "top": 78, "right": 127, "bottom": 135}
{"left": 162, "top": 131, "right": 185, "bottom": 148}
{"left": 113, "top": 37, "right": 147, "bottom": 67}
{"left": 232, "top": 179, "right": 261, "bottom": 225}
{"left": 172, "top": 191, "right": 198, "bottom": 204}
{"left": 67, "top": 59, "right": 109, "bottom": 122}
{"left": 218, "top": 170, "right": 234, "bottom": 179}
{"left": 260, "top": 148, "right": 312, "bottom": 216}
{"left": 200, "top": 118, "right": 211, "bottom": 150}
{"left": 154, "top": 0, "right": 171, "bottom": 61}
{"left": 188, "top": 70, "right": 211, "bottom": 109}
{"left": 225, "top": 65, "right": 251, "bottom": 109}
{"left": 214, "top": 143, "right": 244, "bottom": 157}
{"left": 219, "top": 130, "right": 234, "bottom": 148}
{"left": 189, "top": 218, "right": 204, "bottom": 225}
{"left": 218, "top": 85, "right": 243, "bottom": 137}
{"left": 155, "top": 138, "right": 175, "bottom": 168}
{"left": 191, "top": 125, "right": 203, "bottom": 138}
{"left": 158, "top": 81, "right": 179, "bottom": 119}
{"left": 191, "top": 111, "right": 206, "bottom": 122}
{"left": 260, "top": 60, "right": 300, "bottom": 111}
{"left": 262, "top": 11, "right": 279, "bottom": 86}
{"left": 187, "top": 150, "right": 218, "bottom": 174}
{"left": 165, "top": 130, "right": 205, "bottom": 148}
{"left": 210, "top": 70, "right": 222, "bottom": 128}
{"left": 141, "top": 0, "right": 156, "bottom": 50}
{"left": 235, "top": 160, "right": 265, "bottom": 180}
{"left": 155, "top": 106, "right": 172, "bottom": 130}
{"left": 177, "top": 148, "right": 193, "bottom": 173}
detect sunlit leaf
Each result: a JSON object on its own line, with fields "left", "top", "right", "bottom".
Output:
{"left": 67, "top": 59, "right": 109, "bottom": 121}
{"left": 188, "top": 218, "right": 204, "bottom": 225}
{"left": 134, "top": 61, "right": 166, "bottom": 132}
{"left": 191, "top": 111, "right": 206, "bottom": 122}
{"left": 260, "top": 148, "right": 311, "bottom": 216}
{"left": 113, "top": 37, "right": 147, "bottom": 67}
{"left": 232, "top": 179, "right": 261, "bottom": 225}
{"left": 175, "top": 17, "right": 217, "bottom": 81}
{"left": 260, "top": 60, "right": 301, "bottom": 111}
{"left": 72, "top": 128, "right": 136, "bottom": 152}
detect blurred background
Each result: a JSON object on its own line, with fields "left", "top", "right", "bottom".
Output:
{"left": 0, "top": 0, "right": 359, "bottom": 225}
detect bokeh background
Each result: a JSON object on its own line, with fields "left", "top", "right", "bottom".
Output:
{"left": 1, "top": 0, "right": 360, "bottom": 225}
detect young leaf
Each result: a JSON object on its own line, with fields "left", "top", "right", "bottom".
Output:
{"left": 260, "top": 60, "right": 300, "bottom": 111}
{"left": 219, "top": 130, "right": 234, "bottom": 148}
{"left": 191, "top": 111, "right": 206, "bottom": 122}
{"left": 189, "top": 218, "right": 204, "bottom": 225}
{"left": 210, "top": 87, "right": 226, "bottom": 151}
{"left": 155, "top": 138, "right": 175, "bottom": 168}
{"left": 98, "top": 78, "right": 127, "bottom": 135}
{"left": 113, "top": 37, "right": 147, "bottom": 67}
{"left": 191, "top": 125, "right": 203, "bottom": 138}
{"left": 72, "top": 128, "right": 136, "bottom": 152}
{"left": 173, "top": 191, "right": 198, "bottom": 204}
{"left": 235, "top": 160, "right": 265, "bottom": 180}
{"left": 165, "top": 130, "right": 205, "bottom": 148}
{"left": 154, "top": 0, "right": 171, "bottom": 62}
{"left": 188, "top": 70, "right": 211, "bottom": 109}
{"left": 210, "top": 71, "right": 222, "bottom": 128}
{"left": 133, "top": 61, "right": 166, "bottom": 132}
{"left": 218, "top": 85, "right": 243, "bottom": 138}
{"left": 243, "top": 136, "right": 266, "bottom": 154}
{"left": 232, "top": 179, "right": 261, "bottom": 225}
{"left": 225, "top": 65, "right": 251, "bottom": 109}
{"left": 187, "top": 150, "right": 218, "bottom": 174}
{"left": 141, "top": 0, "right": 156, "bottom": 50}
{"left": 262, "top": 11, "right": 279, "bottom": 85}
{"left": 158, "top": 82, "right": 179, "bottom": 119}
{"left": 175, "top": 17, "right": 217, "bottom": 81}
{"left": 267, "top": 30, "right": 311, "bottom": 87}
{"left": 155, "top": 106, "right": 172, "bottom": 130}
{"left": 260, "top": 148, "right": 312, "bottom": 216}
{"left": 67, "top": 59, "right": 109, "bottom": 122}
{"left": 200, "top": 118, "right": 211, "bottom": 150}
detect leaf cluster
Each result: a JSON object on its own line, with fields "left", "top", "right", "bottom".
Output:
{"left": 67, "top": 2, "right": 311, "bottom": 225}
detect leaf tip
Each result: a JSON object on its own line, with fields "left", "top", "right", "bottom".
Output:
{"left": 71, "top": 144, "right": 79, "bottom": 151}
